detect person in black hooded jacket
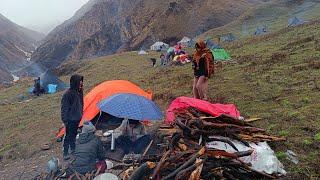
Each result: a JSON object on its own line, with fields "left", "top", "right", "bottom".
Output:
{"left": 61, "top": 74, "right": 84, "bottom": 160}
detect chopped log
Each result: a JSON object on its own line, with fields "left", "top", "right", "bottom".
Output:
{"left": 223, "top": 170, "right": 238, "bottom": 180}
{"left": 171, "top": 132, "right": 183, "bottom": 148}
{"left": 150, "top": 150, "right": 171, "bottom": 179}
{"left": 166, "top": 150, "right": 195, "bottom": 162}
{"left": 175, "top": 118, "right": 193, "bottom": 136}
{"left": 207, "top": 137, "right": 239, "bottom": 151}
{"left": 201, "top": 121, "right": 265, "bottom": 133}
{"left": 230, "top": 134, "right": 250, "bottom": 147}
{"left": 233, "top": 150, "right": 254, "bottom": 157}
{"left": 252, "top": 134, "right": 286, "bottom": 141}
{"left": 129, "top": 162, "right": 156, "bottom": 180}
{"left": 188, "top": 158, "right": 204, "bottom": 180}
{"left": 207, "top": 150, "right": 238, "bottom": 159}
{"left": 174, "top": 160, "right": 204, "bottom": 180}
{"left": 163, "top": 147, "right": 205, "bottom": 180}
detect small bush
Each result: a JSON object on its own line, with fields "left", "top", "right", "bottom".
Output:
{"left": 279, "top": 130, "right": 290, "bottom": 137}
{"left": 315, "top": 133, "right": 320, "bottom": 142}
{"left": 301, "top": 97, "right": 311, "bottom": 104}
{"left": 303, "top": 139, "right": 313, "bottom": 145}
{"left": 276, "top": 151, "right": 287, "bottom": 160}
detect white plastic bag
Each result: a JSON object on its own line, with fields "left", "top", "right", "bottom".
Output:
{"left": 206, "top": 136, "right": 286, "bottom": 175}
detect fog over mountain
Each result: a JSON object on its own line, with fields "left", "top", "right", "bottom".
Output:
{"left": 0, "top": 0, "right": 89, "bottom": 34}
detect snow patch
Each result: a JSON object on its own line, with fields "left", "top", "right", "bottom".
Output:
{"left": 14, "top": 45, "right": 32, "bottom": 61}
{"left": 11, "top": 74, "right": 20, "bottom": 82}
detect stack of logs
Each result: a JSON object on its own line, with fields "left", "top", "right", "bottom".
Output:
{"left": 129, "top": 107, "right": 285, "bottom": 180}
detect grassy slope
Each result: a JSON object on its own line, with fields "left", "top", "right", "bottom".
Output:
{"left": 1, "top": 22, "right": 320, "bottom": 178}
{"left": 200, "top": 0, "right": 320, "bottom": 41}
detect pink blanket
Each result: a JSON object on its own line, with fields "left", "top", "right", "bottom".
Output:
{"left": 165, "top": 96, "right": 240, "bottom": 124}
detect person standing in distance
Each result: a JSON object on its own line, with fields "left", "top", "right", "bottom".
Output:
{"left": 192, "top": 40, "right": 214, "bottom": 100}
{"left": 61, "top": 74, "right": 84, "bottom": 160}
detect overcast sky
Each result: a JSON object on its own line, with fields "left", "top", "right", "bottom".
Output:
{"left": 0, "top": 0, "right": 90, "bottom": 34}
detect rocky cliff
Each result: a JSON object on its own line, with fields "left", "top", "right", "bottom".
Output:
{"left": 31, "top": 0, "right": 264, "bottom": 68}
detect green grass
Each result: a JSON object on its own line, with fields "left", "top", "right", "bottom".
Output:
{"left": 315, "top": 133, "right": 320, "bottom": 142}
{"left": 276, "top": 151, "right": 287, "bottom": 160}
{"left": 200, "top": 0, "right": 320, "bottom": 43}
{"left": 0, "top": 19, "right": 320, "bottom": 178}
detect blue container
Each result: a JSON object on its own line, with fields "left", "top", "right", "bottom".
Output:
{"left": 47, "top": 84, "right": 57, "bottom": 94}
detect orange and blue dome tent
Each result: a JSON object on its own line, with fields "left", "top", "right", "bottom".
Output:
{"left": 56, "top": 80, "right": 152, "bottom": 138}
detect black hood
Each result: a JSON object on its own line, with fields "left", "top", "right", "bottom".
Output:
{"left": 70, "top": 74, "right": 83, "bottom": 91}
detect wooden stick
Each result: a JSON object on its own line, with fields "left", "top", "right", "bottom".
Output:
{"left": 188, "top": 158, "right": 204, "bottom": 180}
{"left": 244, "top": 118, "right": 262, "bottom": 123}
{"left": 142, "top": 140, "right": 154, "bottom": 157}
{"left": 163, "top": 147, "right": 205, "bottom": 180}
{"left": 201, "top": 121, "right": 265, "bottom": 132}
{"left": 207, "top": 137, "right": 239, "bottom": 151}
{"left": 129, "top": 162, "right": 156, "bottom": 180}
{"left": 150, "top": 150, "right": 171, "bottom": 179}
{"left": 94, "top": 166, "right": 102, "bottom": 177}
{"left": 175, "top": 160, "right": 203, "bottom": 180}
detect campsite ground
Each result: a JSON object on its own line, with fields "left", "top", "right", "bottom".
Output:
{"left": 0, "top": 21, "right": 320, "bottom": 179}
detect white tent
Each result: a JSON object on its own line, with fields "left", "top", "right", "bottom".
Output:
{"left": 150, "top": 42, "right": 169, "bottom": 51}
{"left": 138, "top": 50, "right": 148, "bottom": 55}
{"left": 178, "top": 36, "right": 191, "bottom": 47}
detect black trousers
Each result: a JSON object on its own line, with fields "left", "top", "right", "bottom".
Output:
{"left": 116, "top": 135, "right": 151, "bottom": 154}
{"left": 63, "top": 121, "right": 79, "bottom": 154}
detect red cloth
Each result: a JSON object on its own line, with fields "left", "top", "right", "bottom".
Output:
{"left": 165, "top": 97, "right": 240, "bottom": 124}
{"left": 96, "top": 160, "right": 107, "bottom": 174}
{"left": 179, "top": 54, "right": 188, "bottom": 62}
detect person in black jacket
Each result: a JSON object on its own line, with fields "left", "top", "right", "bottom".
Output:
{"left": 32, "top": 77, "right": 45, "bottom": 96}
{"left": 71, "top": 121, "right": 105, "bottom": 175}
{"left": 61, "top": 74, "right": 84, "bottom": 160}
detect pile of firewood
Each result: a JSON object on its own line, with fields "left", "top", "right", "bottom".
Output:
{"left": 128, "top": 107, "right": 285, "bottom": 180}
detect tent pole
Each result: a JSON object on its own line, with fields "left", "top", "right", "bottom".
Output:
{"left": 95, "top": 111, "right": 102, "bottom": 127}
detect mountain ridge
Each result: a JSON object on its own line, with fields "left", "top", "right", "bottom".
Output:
{"left": 0, "top": 13, "right": 45, "bottom": 83}
{"left": 31, "top": 0, "right": 265, "bottom": 69}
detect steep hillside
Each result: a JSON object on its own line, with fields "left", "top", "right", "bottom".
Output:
{"left": 0, "top": 13, "right": 45, "bottom": 83}
{"left": 31, "top": 0, "right": 265, "bottom": 69}
{"left": 0, "top": 67, "right": 12, "bottom": 84}
{"left": 1, "top": 20, "right": 320, "bottom": 178}
{"left": 200, "top": 0, "right": 320, "bottom": 41}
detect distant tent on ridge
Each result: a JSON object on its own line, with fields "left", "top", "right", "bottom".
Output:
{"left": 242, "top": 21, "right": 249, "bottom": 36}
{"left": 205, "top": 38, "right": 222, "bottom": 49}
{"left": 219, "top": 33, "right": 236, "bottom": 42}
{"left": 138, "top": 49, "right": 148, "bottom": 55}
{"left": 150, "top": 42, "right": 169, "bottom": 51}
{"left": 288, "top": 17, "right": 304, "bottom": 27}
{"left": 178, "top": 36, "right": 191, "bottom": 47}
{"left": 254, "top": 26, "right": 268, "bottom": 36}
{"left": 39, "top": 70, "right": 67, "bottom": 93}
{"left": 188, "top": 38, "right": 197, "bottom": 47}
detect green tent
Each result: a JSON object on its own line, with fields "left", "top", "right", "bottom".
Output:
{"left": 211, "top": 49, "right": 231, "bottom": 61}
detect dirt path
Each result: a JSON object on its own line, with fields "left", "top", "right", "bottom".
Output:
{"left": 0, "top": 143, "right": 62, "bottom": 180}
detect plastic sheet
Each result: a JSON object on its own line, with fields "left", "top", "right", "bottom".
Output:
{"left": 206, "top": 136, "right": 287, "bottom": 175}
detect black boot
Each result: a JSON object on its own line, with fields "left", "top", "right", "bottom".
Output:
{"left": 63, "top": 150, "right": 70, "bottom": 160}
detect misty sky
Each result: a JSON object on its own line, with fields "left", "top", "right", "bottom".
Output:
{"left": 0, "top": 0, "right": 89, "bottom": 34}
